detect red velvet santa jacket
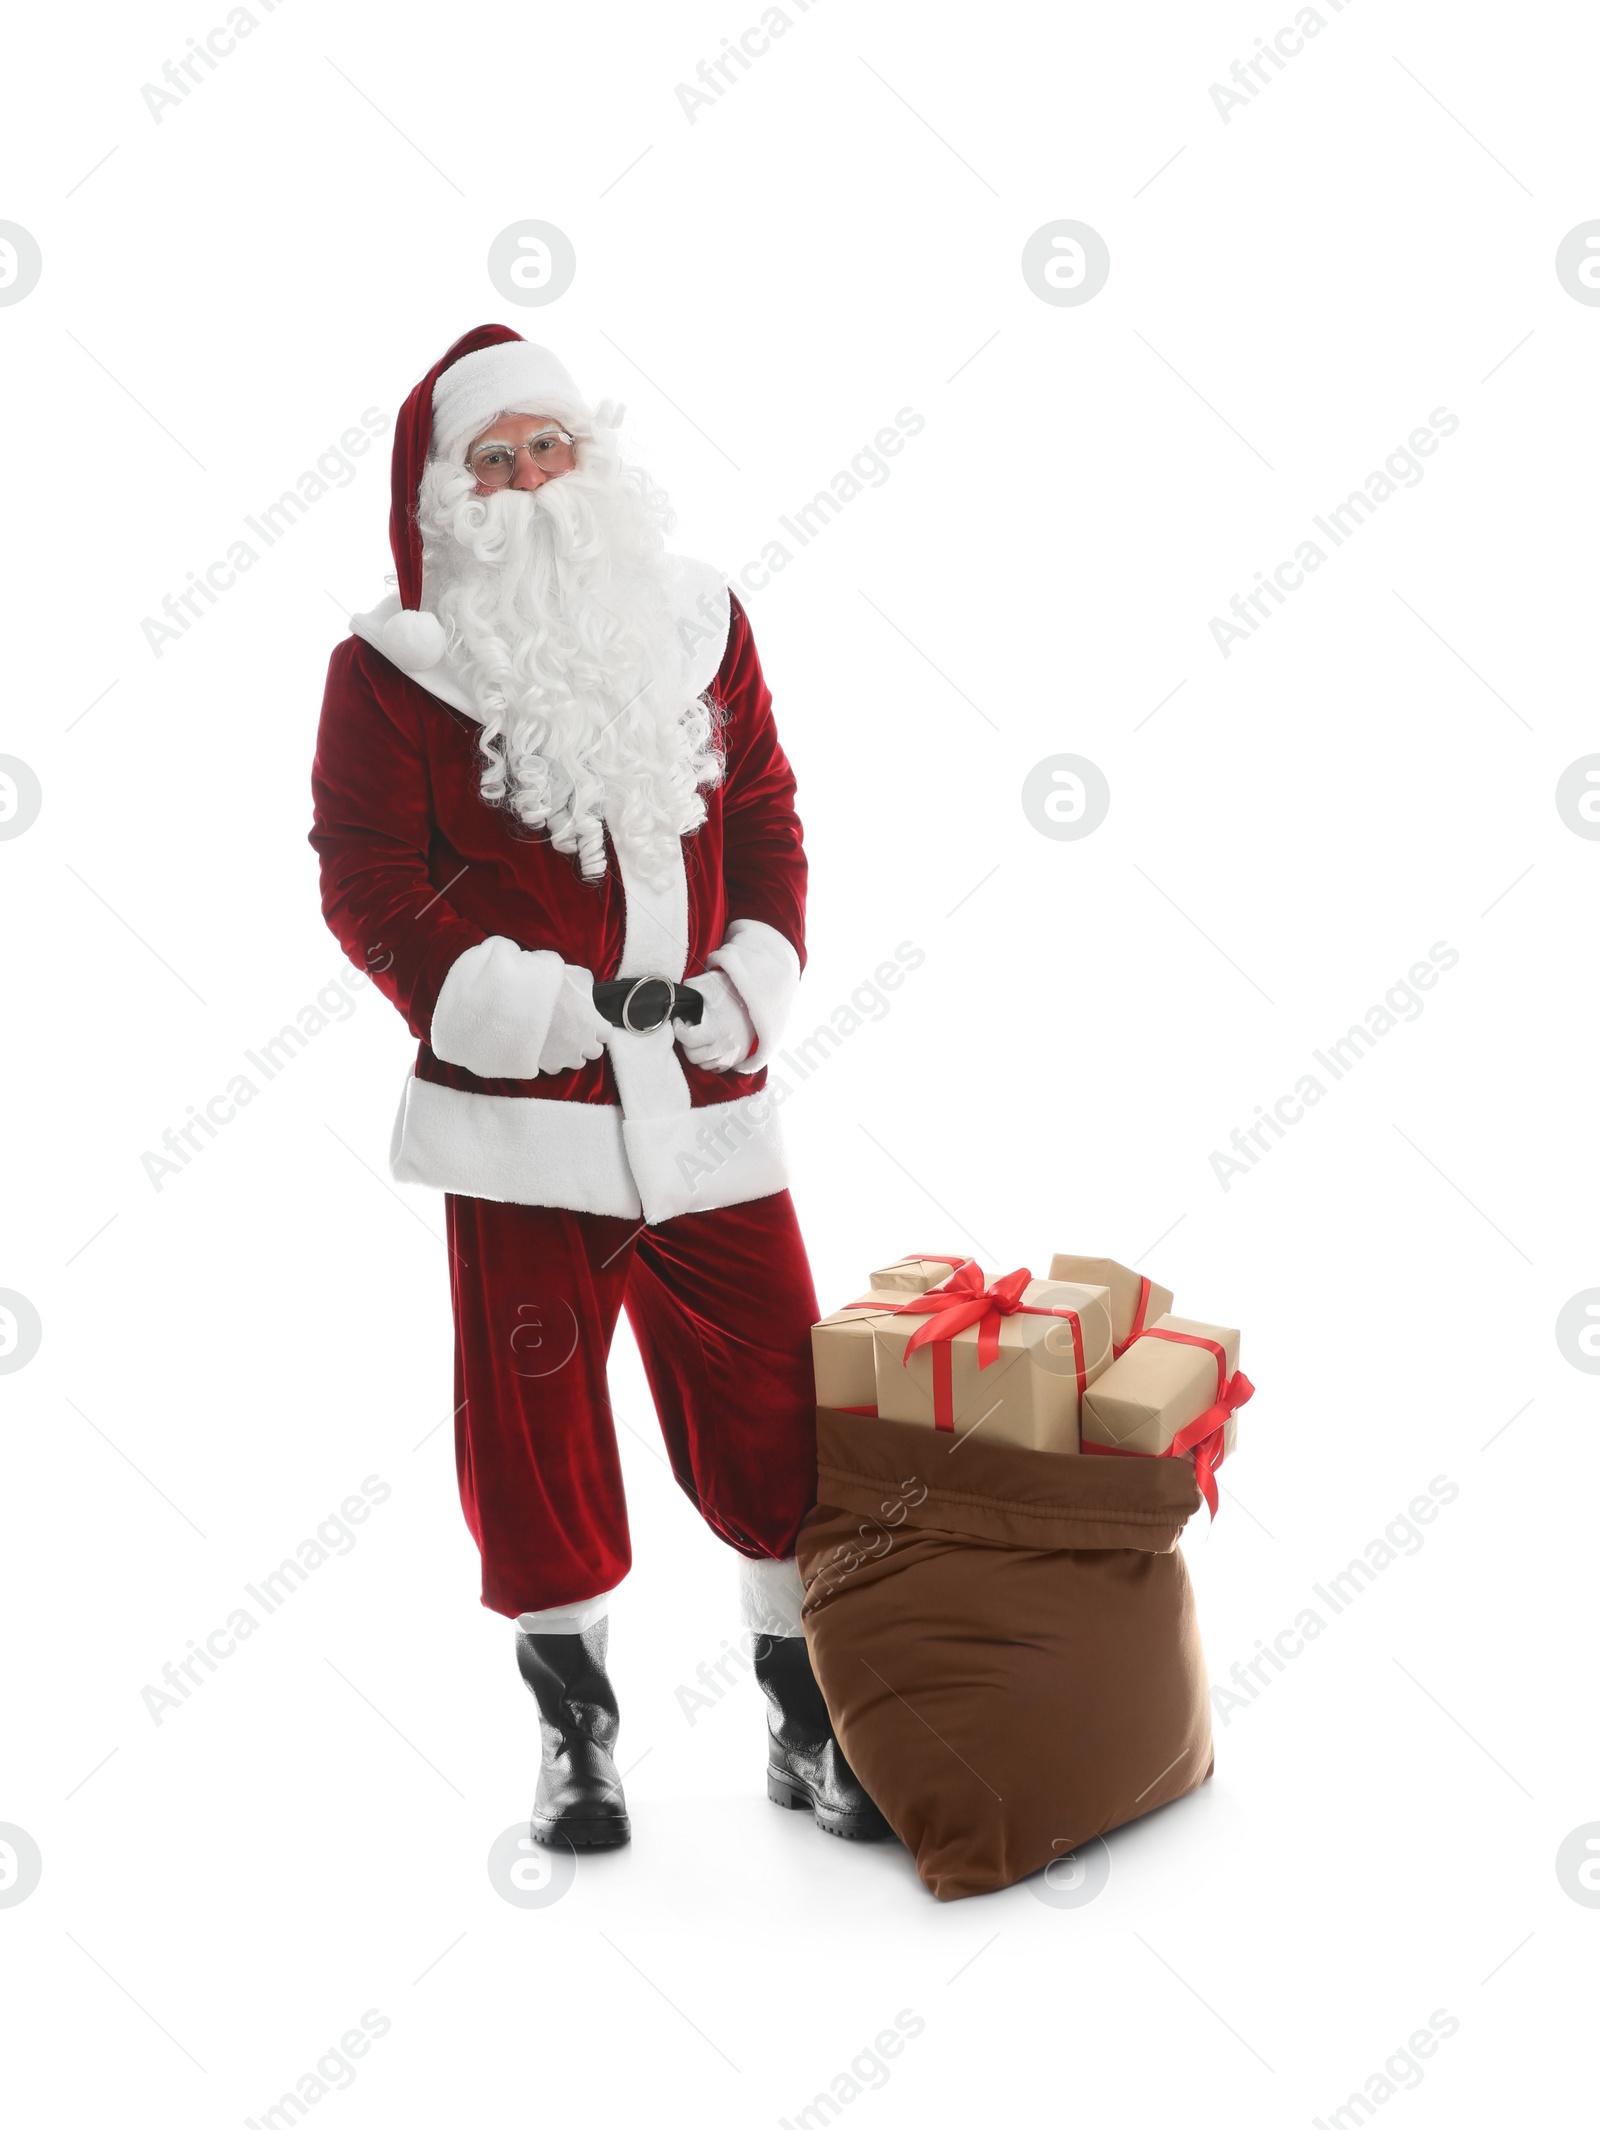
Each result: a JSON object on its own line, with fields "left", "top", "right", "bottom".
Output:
{"left": 309, "top": 565, "right": 806, "bottom": 1224}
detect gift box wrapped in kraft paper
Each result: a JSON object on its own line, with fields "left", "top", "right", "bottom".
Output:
{"left": 1080, "top": 1314, "right": 1254, "bottom": 1516}
{"left": 866, "top": 1254, "right": 970, "bottom": 1295}
{"left": 796, "top": 1407, "right": 1214, "bottom": 1899}
{"left": 810, "top": 1295, "right": 906, "bottom": 1412}
{"left": 871, "top": 1261, "right": 1114, "bottom": 1453}
{"left": 811, "top": 1258, "right": 985, "bottom": 1413}
{"left": 1048, "top": 1254, "right": 1174, "bottom": 1355}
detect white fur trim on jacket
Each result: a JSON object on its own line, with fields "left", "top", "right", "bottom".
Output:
{"left": 390, "top": 833, "right": 793, "bottom": 1222}
{"left": 706, "top": 918, "right": 801, "bottom": 1073}
{"left": 623, "top": 1092, "right": 788, "bottom": 1224}
{"left": 430, "top": 937, "right": 567, "bottom": 1081}
{"left": 390, "top": 1073, "right": 788, "bottom": 1223}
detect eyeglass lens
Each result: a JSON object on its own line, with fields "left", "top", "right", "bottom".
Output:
{"left": 470, "top": 434, "right": 575, "bottom": 485}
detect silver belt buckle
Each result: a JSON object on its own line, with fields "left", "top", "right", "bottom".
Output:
{"left": 621, "top": 974, "right": 674, "bottom": 1033}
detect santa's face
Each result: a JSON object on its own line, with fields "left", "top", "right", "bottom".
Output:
{"left": 466, "top": 412, "right": 577, "bottom": 495}
{"left": 415, "top": 417, "right": 722, "bottom": 882}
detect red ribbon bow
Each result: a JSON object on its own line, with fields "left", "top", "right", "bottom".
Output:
{"left": 1169, "top": 1369, "right": 1254, "bottom": 1517}
{"left": 897, "top": 1259, "right": 1033, "bottom": 1366}
{"left": 892, "top": 1262, "right": 1089, "bottom": 1433}
{"left": 1083, "top": 1320, "right": 1256, "bottom": 1518}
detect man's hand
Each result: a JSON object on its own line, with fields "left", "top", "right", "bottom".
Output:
{"left": 673, "top": 970, "right": 757, "bottom": 1073}
{"left": 537, "top": 964, "right": 610, "bottom": 1074}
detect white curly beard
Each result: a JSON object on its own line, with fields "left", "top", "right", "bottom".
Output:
{"left": 416, "top": 438, "right": 722, "bottom": 881}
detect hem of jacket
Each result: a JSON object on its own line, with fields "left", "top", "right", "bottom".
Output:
{"left": 388, "top": 1072, "right": 788, "bottom": 1222}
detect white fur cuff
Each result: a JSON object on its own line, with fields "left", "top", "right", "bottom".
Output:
{"left": 516, "top": 1588, "right": 615, "bottom": 1635}
{"left": 706, "top": 919, "right": 801, "bottom": 1074}
{"left": 430, "top": 937, "right": 567, "bottom": 1080}
{"left": 738, "top": 1553, "right": 807, "bottom": 1638}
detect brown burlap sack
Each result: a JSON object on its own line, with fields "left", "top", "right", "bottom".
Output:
{"left": 795, "top": 1408, "right": 1214, "bottom": 1901}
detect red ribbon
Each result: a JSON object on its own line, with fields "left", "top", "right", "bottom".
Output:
{"left": 1082, "top": 1365, "right": 1255, "bottom": 1517}
{"left": 892, "top": 1262, "right": 1089, "bottom": 1433}
{"left": 1114, "top": 1275, "right": 1155, "bottom": 1358}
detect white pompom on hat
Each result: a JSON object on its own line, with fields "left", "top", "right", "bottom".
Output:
{"left": 429, "top": 340, "right": 593, "bottom": 466}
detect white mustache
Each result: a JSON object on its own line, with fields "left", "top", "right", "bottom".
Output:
{"left": 414, "top": 451, "right": 721, "bottom": 881}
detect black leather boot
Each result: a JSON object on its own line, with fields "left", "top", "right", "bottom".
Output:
{"left": 515, "top": 1621, "right": 631, "bottom": 1848}
{"left": 753, "top": 1632, "right": 892, "bottom": 1840}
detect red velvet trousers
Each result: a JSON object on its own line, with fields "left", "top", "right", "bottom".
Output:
{"left": 443, "top": 1188, "right": 821, "bottom": 1617}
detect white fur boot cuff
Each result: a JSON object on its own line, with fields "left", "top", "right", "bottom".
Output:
{"left": 515, "top": 1588, "right": 615, "bottom": 1636}
{"left": 738, "top": 1554, "right": 806, "bottom": 1638}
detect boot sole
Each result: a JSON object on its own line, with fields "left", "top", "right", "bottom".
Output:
{"left": 766, "top": 1767, "right": 892, "bottom": 1842}
{"left": 529, "top": 1816, "right": 631, "bottom": 1849}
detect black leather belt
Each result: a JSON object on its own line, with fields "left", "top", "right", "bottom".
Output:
{"left": 592, "top": 975, "right": 704, "bottom": 1033}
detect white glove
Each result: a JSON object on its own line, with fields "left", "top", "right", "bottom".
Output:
{"left": 536, "top": 964, "right": 609, "bottom": 1075}
{"left": 673, "top": 969, "right": 757, "bottom": 1072}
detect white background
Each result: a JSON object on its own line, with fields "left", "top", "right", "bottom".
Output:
{"left": 2, "top": 0, "right": 1595, "bottom": 2122}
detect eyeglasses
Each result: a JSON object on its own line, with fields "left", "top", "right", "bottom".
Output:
{"left": 468, "top": 426, "right": 578, "bottom": 487}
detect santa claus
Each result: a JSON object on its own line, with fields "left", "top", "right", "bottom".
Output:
{"left": 310, "top": 325, "right": 887, "bottom": 1847}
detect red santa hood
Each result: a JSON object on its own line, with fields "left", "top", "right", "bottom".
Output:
{"left": 375, "top": 323, "right": 596, "bottom": 676}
